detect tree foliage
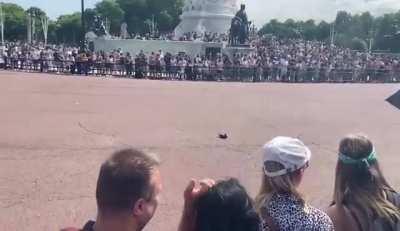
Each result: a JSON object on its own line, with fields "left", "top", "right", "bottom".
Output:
{"left": 116, "top": 0, "right": 183, "bottom": 34}
{"left": 2, "top": 0, "right": 400, "bottom": 52}
{"left": 26, "top": 6, "right": 48, "bottom": 42}
{"left": 259, "top": 10, "right": 400, "bottom": 52}
{"left": 54, "top": 13, "right": 82, "bottom": 44}
{"left": 259, "top": 19, "right": 330, "bottom": 41}
{"left": 1, "top": 0, "right": 184, "bottom": 44}
{"left": 2, "top": 3, "right": 26, "bottom": 41}
{"left": 95, "top": 0, "right": 124, "bottom": 34}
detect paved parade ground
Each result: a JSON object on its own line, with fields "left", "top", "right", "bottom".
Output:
{"left": 0, "top": 71, "right": 400, "bottom": 231}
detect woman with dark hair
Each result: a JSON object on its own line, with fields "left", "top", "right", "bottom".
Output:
{"left": 180, "top": 178, "right": 261, "bottom": 231}
{"left": 327, "top": 134, "right": 400, "bottom": 231}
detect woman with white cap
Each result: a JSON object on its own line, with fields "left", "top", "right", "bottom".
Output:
{"left": 326, "top": 134, "right": 400, "bottom": 231}
{"left": 255, "top": 136, "right": 334, "bottom": 231}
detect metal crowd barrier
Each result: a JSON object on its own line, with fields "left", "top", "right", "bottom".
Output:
{"left": 2, "top": 58, "right": 400, "bottom": 83}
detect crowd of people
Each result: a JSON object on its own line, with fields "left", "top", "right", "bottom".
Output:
{"left": 2, "top": 34, "right": 399, "bottom": 231}
{"left": 252, "top": 37, "right": 400, "bottom": 82}
{"left": 177, "top": 31, "right": 229, "bottom": 42}
{"left": 61, "top": 134, "right": 400, "bottom": 231}
{"left": 2, "top": 35, "right": 400, "bottom": 83}
{"left": 111, "top": 31, "right": 229, "bottom": 43}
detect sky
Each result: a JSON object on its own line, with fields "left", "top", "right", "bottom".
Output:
{"left": 2, "top": 0, "right": 400, "bottom": 27}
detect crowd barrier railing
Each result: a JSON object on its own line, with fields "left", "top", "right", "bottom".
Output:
{"left": 2, "top": 58, "right": 400, "bottom": 83}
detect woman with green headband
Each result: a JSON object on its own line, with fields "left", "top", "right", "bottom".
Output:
{"left": 327, "top": 134, "right": 400, "bottom": 231}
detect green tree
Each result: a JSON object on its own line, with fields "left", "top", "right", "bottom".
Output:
{"left": 157, "top": 10, "right": 174, "bottom": 32}
{"left": 26, "top": 6, "right": 48, "bottom": 42}
{"left": 55, "top": 13, "right": 82, "bottom": 45}
{"left": 335, "top": 11, "right": 353, "bottom": 34}
{"left": 301, "top": 19, "right": 317, "bottom": 40}
{"left": 315, "top": 21, "right": 330, "bottom": 41}
{"left": 258, "top": 10, "right": 400, "bottom": 52}
{"left": 146, "top": 0, "right": 183, "bottom": 32}
{"left": 2, "top": 3, "right": 26, "bottom": 41}
{"left": 350, "top": 37, "right": 368, "bottom": 51}
{"left": 374, "top": 12, "right": 400, "bottom": 52}
{"left": 47, "top": 21, "right": 58, "bottom": 44}
{"left": 359, "top": 12, "right": 374, "bottom": 39}
{"left": 116, "top": 0, "right": 148, "bottom": 34}
{"left": 26, "top": 6, "right": 46, "bottom": 19}
{"left": 95, "top": 0, "right": 124, "bottom": 35}
{"left": 116, "top": 0, "right": 183, "bottom": 34}
{"left": 84, "top": 8, "right": 98, "bottom": 31}
{"left": 259, "top": 19, "right": 300, "bottom": 39}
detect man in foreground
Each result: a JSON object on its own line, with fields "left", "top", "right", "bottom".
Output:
{"left": 62, "top": 148, "right": 162, "bottom": 231}
{"left": 62, "top": 148, "right": 212, "bottom": 231}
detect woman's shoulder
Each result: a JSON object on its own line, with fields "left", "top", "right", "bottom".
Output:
{"left": 262, "top": 194, "right": 334, "bottom": 230}
{"left": 305, "top": 204, "right": 334, "bottom": 229}
{"left": 326, "top": 204, "right": 360, "bottom": 231}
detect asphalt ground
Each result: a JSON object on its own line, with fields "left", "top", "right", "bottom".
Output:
{"left": 0, "top": 71, "right": 399, "bottom": 231}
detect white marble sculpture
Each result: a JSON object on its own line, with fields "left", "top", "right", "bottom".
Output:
{"left": 120, "top": 22, "right": 128, "bottom": 39}
{"left": 174, "top": 0, "right": 239, "bottom": 39}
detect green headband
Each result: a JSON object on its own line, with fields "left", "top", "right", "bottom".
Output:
{"left": 338, "top": 148, "right": 377, "bottom": 168}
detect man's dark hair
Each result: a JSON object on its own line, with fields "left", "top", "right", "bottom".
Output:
{"left": 96, "top": 148, "right": 160, "bottom": 213}
{"left": 196, "top": 178, "right": 261, "bottom": 231}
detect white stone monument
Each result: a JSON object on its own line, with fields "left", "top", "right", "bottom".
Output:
{"left": 174, "top": 0, "right": 239, "bottom": 39}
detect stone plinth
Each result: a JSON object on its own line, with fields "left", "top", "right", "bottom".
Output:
{"left": 222, "top": 46, "right": 256, "bottom": 60}
{"left": 174, "top": 0, "right": 239, "bottom": 38}
{"left": 93, "top": 38, "right": 223, "bottom": 58}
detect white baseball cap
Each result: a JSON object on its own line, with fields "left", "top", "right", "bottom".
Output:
{"left": 262, "top": 136, "right": 311, "bottom": 177}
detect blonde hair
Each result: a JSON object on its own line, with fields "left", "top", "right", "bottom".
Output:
{"left": 333, "top": 134, "right": 400, "bottom": 229}
{"left": 255, "top": 161, "right": 304, "bottom": 215}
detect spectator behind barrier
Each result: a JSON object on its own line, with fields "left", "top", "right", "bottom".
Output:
{"left": 61, "top": 148, "right": 162, "bottom": 231}
{"left": 179, "top": 178, "right": 261, "bottom": 231}
{"left": 255, "top": 136, "right": 334, "bottom": 230}
{"left": 327, "top": 134, "right": 400, "bottom": 231}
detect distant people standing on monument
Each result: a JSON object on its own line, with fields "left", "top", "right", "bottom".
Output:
{"left": 255, "top": 137, "right": 334, "bottom": 231}
{"left": 327, "top": 134, "right": 400, "bottom": 231}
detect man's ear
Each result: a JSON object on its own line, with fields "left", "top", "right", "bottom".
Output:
{"left": 133, "top": 198, "right": 146, "bottom": 216}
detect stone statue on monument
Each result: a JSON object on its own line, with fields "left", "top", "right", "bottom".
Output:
{"left": 229, "top": 4, "right": 250, "bottom": 46}
{"left": 120, "top": 22, "right": 128, "bottom": 39}
{"left": 92, "top": 15, "right": 109, "bottom": 37}
{"left": 235, "top": 4, "right": 248, "bottom": 26}
{"left": 174, "top": 0, "right": 239, "bottom": 39}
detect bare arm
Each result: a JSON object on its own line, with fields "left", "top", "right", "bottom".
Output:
{"left": 178, "top": 180, "right": 197, "bottom": 231}
{"left": 178, "top": 179, "right": 215, "bottom": 231}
